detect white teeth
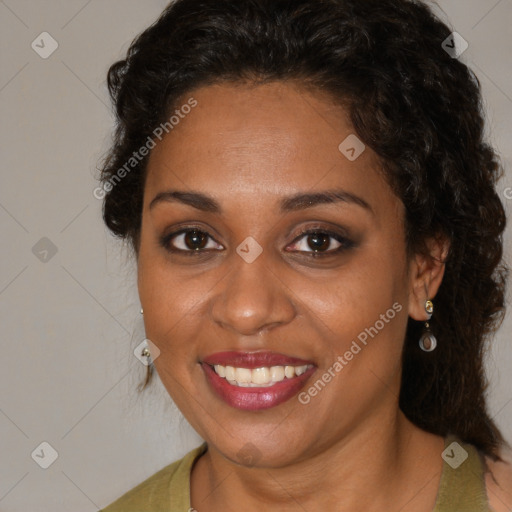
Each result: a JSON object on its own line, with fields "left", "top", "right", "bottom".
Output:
{"left": 270, "top": 366, "right": 285, "bottom": 382}
{"left": 252, "top": 367, "right": 270, "bottom": 384}
{"left": 225, "top": 366, "right": 236, "bottom": 381}
{"left": 295, "top": 365, "right": 308, "bottom": 376}
{"left": 211, "top": 363, "right": 311, "bottom": 387}
{"left": 214, "top": 365, "right": 226, "bottom": 378}
{"left": 284, "top": 366, "right": 295, "bottom": 379}
{"left": 235, "top": 367, "right": 252, "bottom": 383}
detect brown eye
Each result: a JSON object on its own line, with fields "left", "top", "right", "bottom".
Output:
{"left": 288, "top": 229, "right": 350, "bottom": 255}
{"left": 305, "top": 233, "right": 332, "bottom": 252}
{"left": 160, "top": 228, "right": 223, "bottom": 253}
{"left": 183, "top": 230, "right": 209, "bottom": 250}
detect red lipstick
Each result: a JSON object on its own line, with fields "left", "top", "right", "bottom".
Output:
{"left": 201, "top": 351, "right": 316, "bottom": 411}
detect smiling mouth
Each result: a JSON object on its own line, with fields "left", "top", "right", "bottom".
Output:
{"left": 211, "top": 364, "right": 314, "bottom": 387}
{"left": 201, "top": 350, "right": 317, "bottom": 410}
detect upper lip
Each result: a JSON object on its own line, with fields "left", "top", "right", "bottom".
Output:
{"left": 203, "top": 351, "right": 313, "bottom": 369}
{"left": 202, "top": 351, "right": 315, "bottom": 369}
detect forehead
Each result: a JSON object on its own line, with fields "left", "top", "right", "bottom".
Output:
{"left": 144, "top": 81, "right": 395, "bottom": 213}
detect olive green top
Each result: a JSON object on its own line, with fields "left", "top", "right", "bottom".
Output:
{"left": 99, "top": 434, "right": 491, "bottom": 511}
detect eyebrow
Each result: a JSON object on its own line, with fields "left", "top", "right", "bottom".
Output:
{"left": 149, "top": 188, "right": 373, "bottom": 215}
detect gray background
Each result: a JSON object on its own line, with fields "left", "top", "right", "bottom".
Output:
{"left": 0, "top": 1, "right": 511, "bottom": 510}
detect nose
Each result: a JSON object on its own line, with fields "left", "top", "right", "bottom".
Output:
{"left": 210, "top": 252, "right": 297, "bottom": 337}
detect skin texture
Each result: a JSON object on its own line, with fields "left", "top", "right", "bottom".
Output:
{"left": 136, "top": 81, "right": 511, "bottom": 511}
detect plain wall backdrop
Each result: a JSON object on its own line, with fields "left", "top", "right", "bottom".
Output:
{"left": 0, "top": 1, "right": 511, "bottom": 510}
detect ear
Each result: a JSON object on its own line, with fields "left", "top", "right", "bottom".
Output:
{"left": 408, "top": 235, "right": 450, "bottom": 322}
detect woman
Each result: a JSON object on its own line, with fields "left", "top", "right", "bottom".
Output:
{"left": 98, "top": 0, "right": 512, "bottom": 510}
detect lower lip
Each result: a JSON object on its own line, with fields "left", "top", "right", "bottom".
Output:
{"left": 202, "top": 363, "right": 316, "bottom": 411}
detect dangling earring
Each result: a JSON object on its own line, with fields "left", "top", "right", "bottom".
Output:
{"left": 419, "top": 299, "right": 437, "bottom": 352}
{"left": 139, "top": 338, "right": 153, "bottom": 365}
{"left": 141, "top": 345, "right": 151, "bottom": 361}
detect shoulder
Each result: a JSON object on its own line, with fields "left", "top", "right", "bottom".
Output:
{"left": 99, "top": 459, "right": 182, "bottom": 511}
{"left": 484, "top": 444, "right": 512, "bottom": 512}
{"left": 99, "top": 443, "right": 207, "bottom": 512}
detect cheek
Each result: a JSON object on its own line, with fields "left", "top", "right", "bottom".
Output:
{"left": 307, "top": 251, "right": 407, "bottom": 335}
{"left": 295, "top": 271, "right": 408, "bottom": 417}
{"left": 139, "top": 271, "right": 202, "bottom": 335}
{"left": 137, "top": 256, "right": 208, "bottom": 404}
{"left": 305, "top": 252, "right": 409, "bottom": 388}
{"left": 137, "top": 247, "right": 221, "bottom": 358}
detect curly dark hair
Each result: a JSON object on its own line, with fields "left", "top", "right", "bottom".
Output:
{"left": 98, "top": 0, "right": 509, "bottom": 461}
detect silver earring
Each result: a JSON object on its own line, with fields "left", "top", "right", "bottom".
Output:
{"left": 419, "top": 299, "right": 437, "bottom": 352}
{"left": 141, "top": 345, "right": 151, "bottom": 360}
{"left": 140, "top": 308, "right": 144, "bottom": 315}
{"left": 139, "top": 339, "right": 152, "bottom": 365}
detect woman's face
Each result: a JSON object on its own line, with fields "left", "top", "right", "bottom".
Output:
{"left": 138, "top": 81, "right": 422, "bottom": 467}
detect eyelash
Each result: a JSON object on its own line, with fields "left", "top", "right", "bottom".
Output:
{"left": 287, "top": 226, "right": 354, "bottom": 257}
{"left": 159, "top": 225, "right": 355, "bottom": 258}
